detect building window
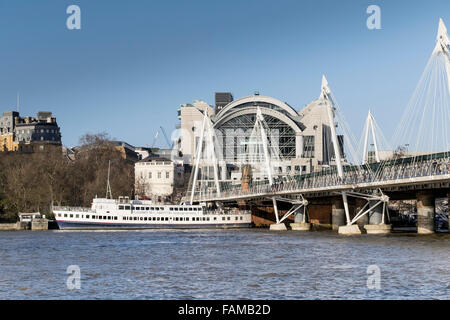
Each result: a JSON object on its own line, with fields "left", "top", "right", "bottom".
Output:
{"left": 149, "top": 172, "right": 152, "bottom": 179}
{"left": 157, "top": 171, "right": 161, "bottom": 179}
{"left": 166, "top": 171, "right": 169, "bottom": 179}
{"left": 302, "top": 136, "right": 315, "bottom": 158}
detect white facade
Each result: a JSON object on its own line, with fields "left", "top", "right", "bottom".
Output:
{"left": 135, "top": 157, "right": 177, "bottom": 202}
{"left": 177, "top": 100, "right": 215, "bottom": 164}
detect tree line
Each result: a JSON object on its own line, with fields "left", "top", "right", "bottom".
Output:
{"left": 0, "top": 133, "right": 134, "bottom": 222}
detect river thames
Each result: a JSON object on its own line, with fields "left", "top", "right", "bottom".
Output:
{"left": 0, "top": 229, "right": 449, "bottom": 299}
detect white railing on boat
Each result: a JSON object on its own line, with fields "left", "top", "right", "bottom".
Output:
{"left": 53, "top": 206, "right": 94, "bottom": 213}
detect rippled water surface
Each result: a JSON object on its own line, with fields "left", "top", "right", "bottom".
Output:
{"left": 1, "top": 229, "right": 450, "bottom": 299}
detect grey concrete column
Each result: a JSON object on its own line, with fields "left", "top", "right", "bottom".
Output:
{"left": 368, "top": 200, "right": 383, "bottom": 225}
{"left": 417, "top": 192, "right": 435, "bottom": 234}
{"left": 294, "top": 209, "right": 305, "bottom": 223}
{"left": 354, "top": 198, "right": 368, "bottom": 228}
{"left": 332, "top": 197, "right": 345, "bottom": 230}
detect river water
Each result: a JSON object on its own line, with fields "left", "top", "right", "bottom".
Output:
{"left": 0, "top": 229, "right": 449, "bottom": 299}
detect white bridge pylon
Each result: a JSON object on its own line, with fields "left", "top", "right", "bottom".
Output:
{"left": 321, "top": 76, "right": 390, "bottom": 227}
{"left": 246, "top": 107, "right": 280, "bottom": 185}
{"left": 190, "top": 108, "right": 221, "bottom": 204}
{"left": 246, "top": 107, "right": 292, "bottom": 224}
{"left": 362, "top": 110, "right": 380, "bottom": 164}
{"left": 320, "top": 75, "right": 352, "bottom": 225}
{"left": 434, "top": 18, "right": 450, "bottom": 92}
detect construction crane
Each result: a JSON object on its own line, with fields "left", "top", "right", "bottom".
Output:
{"left": 151, "top": 127, "right": 173, "bottom": 148}
{"left": 160, "top": 126, "right": 173, "bottom": 148}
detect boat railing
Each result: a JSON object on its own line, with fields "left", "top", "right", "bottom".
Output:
{"left": 205, "top": 209, "right": 251, "bottom": 215}
{"left": 53, "top": 206, "right": 94, "bottom": 213}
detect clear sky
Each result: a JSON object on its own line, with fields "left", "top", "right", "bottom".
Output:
{"left": 0, "top": 0, "right": 449, "bottom": 148}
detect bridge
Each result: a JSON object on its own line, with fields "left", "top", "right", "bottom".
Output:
{"left": 186, "top": 19, "right": 450, "bottom": 235}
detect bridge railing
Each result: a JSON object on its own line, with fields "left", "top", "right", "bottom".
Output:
{"left": 192, "top": 155, "right": 450, "bottom": 201}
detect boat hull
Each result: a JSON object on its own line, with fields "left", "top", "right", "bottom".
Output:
{"left": 56, "top": 220, "right": 252, "bottom": 230}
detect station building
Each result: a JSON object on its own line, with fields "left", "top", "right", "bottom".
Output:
{"left": 176, "top": 90, "right": 344, "bottom": 182}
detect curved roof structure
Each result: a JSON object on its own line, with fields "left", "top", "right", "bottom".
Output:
{"left": 214, "top": 95, "right": 299, "bottom": 120}
{"left": 213, "top": 106, "right": 302, "bottom": 134}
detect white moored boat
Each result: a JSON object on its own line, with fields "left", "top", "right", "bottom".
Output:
{"left": 53, "top": 197, "right": 252, "bottom": 230}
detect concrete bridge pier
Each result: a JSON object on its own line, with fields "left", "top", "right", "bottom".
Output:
{"left": 332, "top": 197, "right": 346, "bottom": 230}
{"left": 367, "top": 200, "right": 383, "bottom": 224}
{"left": 417, "top": 192, "right": 435, "bottom": 234}
{"left": 363, "top": 200, "right": 392, "bottom": 234}
{"left": 290, "top": 209, "right": 311, "bottom": 231}
{"left": 354, "top": 198, "right": 369, "bottom": 229}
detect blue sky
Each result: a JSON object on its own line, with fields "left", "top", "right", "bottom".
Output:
{"left": 0, "top": 0, "right": 449, "bottom": 147}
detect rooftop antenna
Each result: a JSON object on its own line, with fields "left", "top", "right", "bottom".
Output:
{"left": 106, "top": 160, "right": 113, "bottom": 199}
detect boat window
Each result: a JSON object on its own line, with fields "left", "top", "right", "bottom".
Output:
{"left": 186, "top": 217, "right": 189, "bottom": 221}
{"left": 155, "top": 207, "right": 159, "bottom": 211}
{"left": 235, "top": 217, "right": 238, "bottom": 221}
{"left": 119, "top": 205, "right": 124, "bottom": 210}
{"left": 146, "top": 207, "right": 149, "bottom": 211}
{"left": 86, "top": 215, "right": 90, "bottom": 219}
{"left": 157, "top": 217, "right": 160, "bottom": 221}
{"left": 189, "top": 208, "right": 193, "bottom": 211}
{"left": 152, "top": 217, "right": 156, "bottom": 221}
{"left": 227, "top": 217, "right": 230, "bottom": 220}
{"left": 92, "top": 216, "right": 95, "bottom": 219}
{"left": 134, "top": 217, "right": 137, "bottom": 221}
{"left": 123, "top": 217, "right": 126, "bottom": 220}
{"left": 184, "top": 208, "right": 188, "bottom": 211}
{"left": 207, "top": 217, "right": 210, "bottom": 221}
{"left": 222, "top": 217, "right": 225, "bottom": 221}
{"left": 165, "top": 217, "right": 168, "bottom": 221}
{"left": 64, "top": 214, "right": 68, "bottom": 218}
{"left": 114, "top": 217, "right": 118, "bottom": 220}
{"left": 70, "top": 214, "right": 73, "bottom": 218}
{"left": 160, "top": 207, "right": 164, "bottom": 211}
{"left": 125, "top": 206, "right": 130, "bottom": 210}
{"left": 214, "top": 217, "right": 217, "bottom": 221}
{"left": 174, "top": 208, "right": 178, "bottom": 211}
{"left": 240, "top": 217, "right": 243, "bottom": 220}
{"left": 175, "top": 217, "right": 178, "bottom": 221}
{"left": 140, "top": 217, "right": 143, "bottom": 221}
{"left": 144, "top": 217, "right": 147, "bottom": 221}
